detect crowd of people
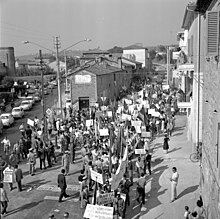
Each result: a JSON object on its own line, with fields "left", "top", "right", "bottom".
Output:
{"left": 0, "top": 80, "right": 206, "bottom": 219}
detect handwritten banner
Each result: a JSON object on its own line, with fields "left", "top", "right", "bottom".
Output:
{"left": 90, "top": 169, "right": 103, "bottom": 184}
{"left": 84, "top": 204, "right": 113, "bottom": 219}
{"left": 98, "top": 192, "right": 114, "bottom": 205}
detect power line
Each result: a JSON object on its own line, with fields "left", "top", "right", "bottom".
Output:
{"left": 1, "top": 31, "right": 52, "bottom": 41}
{"left": 1, "top": 20, "right": 52, "bottom": 38}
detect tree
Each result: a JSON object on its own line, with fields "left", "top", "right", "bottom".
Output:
{"left": 108, "top": 46, "right": 123, "bottom": 53}
{"left": 157, "top": 45, "right": 166, "bottom": 52}
{"left": 156, "top": 54, "right": 163, "bottom": 62}
{"left": 149, "top": 50, "right": 157, "bottom": 60}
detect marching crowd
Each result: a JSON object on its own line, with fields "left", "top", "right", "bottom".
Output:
{"left": 0, "top": 81, "right": 206, "bottom": 219}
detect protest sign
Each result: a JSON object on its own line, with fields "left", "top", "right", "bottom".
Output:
{"left": 135, "top": 126, "right": 141, "bottom": 133}
{"left": 121, "top": 114, "right": 131, "bottom": 121}
{"left": 107, "top": 111, "right": 112, "bottom": 117}
{"left": 162, "top": 84, "right": 170, "bottom": 90}
{"left": 101, "top": 106, "right": 107, "bottom": 111}
{"left": 98, "top": 192, "right": 115, "bottom": 205}
{"left": 120, "top": 193, "right": 126, "bottom": 202}
{"left": 90, "top": 169, "right": 103, "bottom": 184}
{"left": 135, "top": 149, "right": 146, "bottom": 155}
{"left": 84, "top": 204, "right": 114, "bottom": 219}
{"left": 131, "top": 120, "right": 142, "bottom": 127}
{"left": 152, "top": 111, "right": 160, "bottom": 117}
{"left": 99, "top": 128, "right": 109, "bottom": 136}
{"left": 144, "top": 104, "right": 150, "bottom": 109}
{"left": 141, "top": 132, "right": 151, "bottom": 138}
{"left": 86, "top": 119, "right": 93, "bottom": 127}
{"left": 3, "top": 169, "right": 14, "bottom": 183}
{"left": 148, "top": 108, "right": 155, "bottom": 115}
{"left": 124, "top": 99, "right": 132, "bottom": 105}
{"left": 27, "top": 118, "right": 34, "bottom": 127}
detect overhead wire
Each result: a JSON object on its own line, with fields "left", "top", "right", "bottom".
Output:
{"left": 1, "top": 20, "right": 52, "bottom": 38}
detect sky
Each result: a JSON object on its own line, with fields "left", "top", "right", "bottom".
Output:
{"left": 0, "top": 0, "right": 190, "bottom": 56}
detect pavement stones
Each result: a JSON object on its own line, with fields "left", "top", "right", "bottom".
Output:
{"left": 139, "top": 115, "right": 201, "bottom": 219}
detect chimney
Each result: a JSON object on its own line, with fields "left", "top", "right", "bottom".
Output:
{"left": 118, "top": 57, "right": 122, "bottom": 69}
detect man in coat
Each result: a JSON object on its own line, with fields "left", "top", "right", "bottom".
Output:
{"left": 14, "top": 164, "right": 23, "bottom": 192}
{"left": 57, "top": 169, "right": 70, "bottom": 202}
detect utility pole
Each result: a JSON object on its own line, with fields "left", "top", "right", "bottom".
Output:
{"left": 166, "top": 46, "right": 170, "bottom": 85}
{"left": 39, "top": 50, "right": 47, "bottom": 140}
{"left": 54, "top": 36, "right": 62, "bottom": 118}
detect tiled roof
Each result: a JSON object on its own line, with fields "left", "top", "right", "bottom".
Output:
{"left": 86, "top": 64, "right": 122, "bottom": 75}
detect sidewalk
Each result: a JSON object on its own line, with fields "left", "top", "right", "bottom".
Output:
{"left": 140, "top": 115, "right": 201, "bottom": 219}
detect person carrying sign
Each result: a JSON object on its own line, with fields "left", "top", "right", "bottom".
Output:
{"left": 27, "top": 148, "right": 36, "bottom": 176}
{"left": 3, "top": 165, "right": 15, "bottom": 191}
{"left": 113, "top": 192, "right": 125, "bottom": 219}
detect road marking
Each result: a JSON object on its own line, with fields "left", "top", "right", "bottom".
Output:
{"left": 37, "top": 184, "right": 79, "bottom": 192}
{"left": 44, "top": 196, "right": 79, "bottom": 202}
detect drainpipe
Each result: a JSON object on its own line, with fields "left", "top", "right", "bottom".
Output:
{"left": 197, "top": 13, "right": 201, "bottom": 150}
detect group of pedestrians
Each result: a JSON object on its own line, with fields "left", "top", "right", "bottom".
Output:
{"left": 1, "top": 79, "right": 195, "bottom": 219}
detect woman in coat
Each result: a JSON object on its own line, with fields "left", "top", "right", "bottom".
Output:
{"left": 163, "top": 134, "right": 170, "bottom": 154}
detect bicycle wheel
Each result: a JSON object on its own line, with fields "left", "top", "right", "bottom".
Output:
{"left": 190, "top": 153, "right": 199, "bottom": 162}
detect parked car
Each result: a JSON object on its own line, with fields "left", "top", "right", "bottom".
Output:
{"left": 49, "top": 80, "right": 57, "bottom": 86}
{"left": 0, "top": 113, "right": 14, "bottom": 127}
{"left": 20, "top": 100, "right": 32, "bottom": 111}
{"left": 0, "top": 120, "right": 3, "bottom": 134}
{"left": 25, "top": 96, "right": 35, "bottom": 105}
{"left": 33, "top": 94, "right": 41, "bottom": 102}
{"left": 12, "top": 107, "right": 24, "bottom": 119}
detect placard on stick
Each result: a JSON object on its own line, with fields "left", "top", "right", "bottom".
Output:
{"left": 135, "top": 149, "right": 146, "bottom": 154}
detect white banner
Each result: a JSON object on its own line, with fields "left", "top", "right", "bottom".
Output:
{"left": 135, "top": 149, "right": 146, "bottom": 155}
{"left": 121, "top": 114, "right": 131, "bottom": 121}
{"left": 91, "top": 169, "right": 103, "bottom": 184}
{"left": 86, "top": 119, "right": 93, "bottom": 127}
{"left": 84, "top": 204, "right": 114, "bottom": 219}
{"left": 99, "top": 128, "right": 109, "bottom": 136}
{"left": 131, "top": 120, "right": 142, "bottom": 127}
{"left": 27, "top": 118, "right": 34, "bottom": 127}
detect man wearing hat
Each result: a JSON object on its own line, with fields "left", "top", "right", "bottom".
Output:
{"left": 27, "top": 148, "right": 36, "bottom": 176}
{"left": 62, "top": 150, "right": 70, "bottom": 176}
{"left": 113, "top": 192, "right": 125, "bottom": 219}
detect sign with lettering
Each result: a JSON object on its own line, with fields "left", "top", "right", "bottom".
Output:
{"left": 90, "top": 169, "right": 103, "bottom": 184}
{"left": 84, "top": 204, "right": 114, "bottom": 219}
{"left": 135, "top": 149, "right": 146, "bottom": 155}
{"left": 131, "top": 120, "right": 142, "bottom": 127}
{"left": 141, "top": 132, "right": 151, "bottom": 138}
{"left": 86, "top": 119, "right": 93, "bottom": 127}
{"left": 121, "top": 114, "right": 131, "bottom": 121}
{"left": 3, "top": 169, "right": 14, "bottom": 183}
{"left": 97, "top": 192, "right": 115, "bottom": 205}
{"left": 75, "top": 74, "right": 91, "bottom": 84}
{"left": 99, "top": 128, "right": 109, "bottom": 136}
{"left": 107, "top": 111, "right": 112, "bottom": 117}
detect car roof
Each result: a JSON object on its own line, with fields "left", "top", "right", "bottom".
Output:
{"left": 21, "top": 100, "right": 30, "bottom": 103}
{"left": 13, "top": 107, "right": 22, "bottom": 110}
{"left": 1, "top": 113, "right": 11, "bottom": 116}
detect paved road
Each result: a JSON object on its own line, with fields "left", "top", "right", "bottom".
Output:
{"left": 0, "top": 86, "right": 61, "bottom": 154}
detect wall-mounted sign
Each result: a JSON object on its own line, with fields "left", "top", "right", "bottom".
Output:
{"left": 75, "top": 74, "right": 91, "bottom": 84}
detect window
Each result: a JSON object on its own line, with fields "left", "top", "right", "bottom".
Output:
{"left": 207, "top": 11, "right": 220, "bottom": 56}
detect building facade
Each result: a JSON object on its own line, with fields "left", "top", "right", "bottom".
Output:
{"left": 0, "top": 47, "right": 16, "bottom": 76}
{"left": 68, "top": 62, "right": 129, "bottom": 110}
{"left": 179, "top": 0, "right": 220, "bottom": 218}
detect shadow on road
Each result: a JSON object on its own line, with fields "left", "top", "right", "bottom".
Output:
{"left": 177, "top": 184, "right": 199, "bottom": 200}
{"left": 142, "top": 165, "right": 169, "bottom": 216}
{"left": 6, "top": 200, "right": 44, "bottom": 216}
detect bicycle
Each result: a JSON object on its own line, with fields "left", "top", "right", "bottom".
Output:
{"left": 189, "top": 146, "right": 202, "bottom": 162}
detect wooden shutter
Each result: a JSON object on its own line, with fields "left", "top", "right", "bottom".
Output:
{"left": 207, "top": 11, "right": 219, "bottom": 56}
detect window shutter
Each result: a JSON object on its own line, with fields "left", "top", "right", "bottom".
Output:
{"left": 207, "top": 11, "right": 219, "bottom": 56}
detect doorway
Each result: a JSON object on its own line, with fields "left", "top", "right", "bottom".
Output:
{"left": 79, "top": 97, "right": 89, "bottom": 110}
